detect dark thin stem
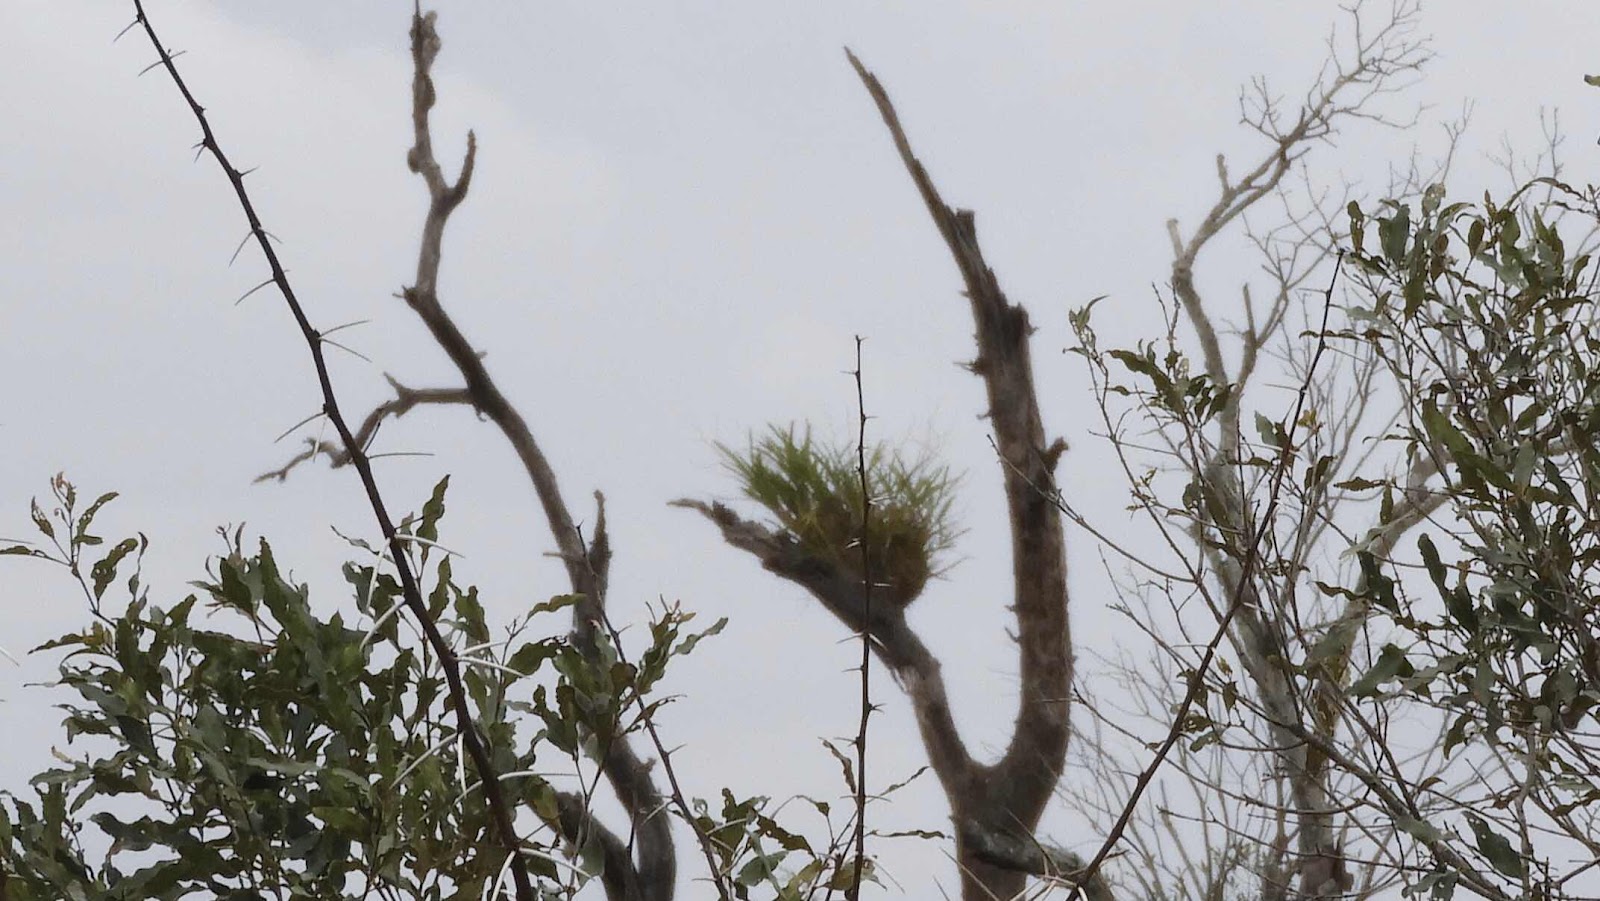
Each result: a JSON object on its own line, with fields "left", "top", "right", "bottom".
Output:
{"left": 847, "top": 335, "right": 874, "bottom": 901}
{"left": 125, "top": 5, "right": 534, "bottom": 899}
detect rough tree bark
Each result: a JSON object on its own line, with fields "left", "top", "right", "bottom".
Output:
{"left": 678, "top": 53, "right": 1105, "bottom": 901}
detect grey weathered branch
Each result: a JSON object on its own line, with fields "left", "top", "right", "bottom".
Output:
{"left": 252, "top": 11, "right": 702, "bottom": 899}
{"left": 1170, "top": 0, "right": 1429, "bottom": 397}
{"left": 844, "top": 46, "right": 1073, "bottom": 834}
{"left": 553, "top": 791, "right": 638, "bottom": 901}
{"left": 671, "top": 499, "right": 977, "bottom": 785}
{"left": 1148, "top": 7, "right": 1434, "bottom": 897}
{"left": 683, "top": 50, "right": 1075, "bottom": 901}
{"left": 397, "top": 13, "right": 690, "bottom": 899}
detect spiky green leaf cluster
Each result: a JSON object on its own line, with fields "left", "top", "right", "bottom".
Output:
{"left": 720, "top": 425, "right": 959, "bottom": 608}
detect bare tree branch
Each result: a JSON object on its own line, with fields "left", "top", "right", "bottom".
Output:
{"left": 396, "top": 13, "right": 700, "bottom": 899}
{"left": 671, "top": 498, "right": 977, "bottom": 785}
{"left": 256, "top": 377, "right": 472, "bottom": 482}
{"left": 844, "top": 43, "right": 1074, "bottom": 832}
{"left": 684, "top": 46, "right": 1074, "bottom": 900}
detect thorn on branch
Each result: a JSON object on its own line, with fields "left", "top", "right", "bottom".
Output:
{"left": 1041, "top": 438, "right": 1068, "bottom": 473}
{"left": 234, "top": 276, "right": 276, "bottom": 306}
{"left": 228, "top": 232, "right": 253, "bottom": 266}
{"left": 273, "top": 410, "right": 327, "bottom": 444}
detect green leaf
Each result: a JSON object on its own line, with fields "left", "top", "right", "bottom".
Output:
{"left": 1465, "top": 815, "right": 1524, "bottom": 878}
{"left": 1397, "top": 816, "right": 1444, "bottom": 844}
{"left": 89, "top": 812, "right": 157, "bottom": 855}
{"left": 531, "top": 594, "right": 579, "bottom": 616}
{"left": 736, "top": 852, "right": 782, "bottom": 887}
{"left": 1379, "top": 203, "right": 1411, "bottom": 263}
{"left": 453, "top": 584, "right": 489, "bottom": 644}
{"left": 73, "top": 492, "right": 119, "bottom": 544}
{"left": 507, "top": 640, "right": 558, "bottom": 676}
{"left": 1333, "top": 477, "right": 1386, "bottom": 492}
{"left": 415, "top": 475, "right": 450, "bottom": 565}
{"left": 1303, "top": 455, "right": 1335, "bottom": 490}
{"left": 1418, "top": 399, "right": 1509, "bottom": 492}
{"left": 29, "top": 499, "right": 54, "bottom": 540}
{"left": 1347, "top": 201, "right": 1365, "bottom": 252}
{"left": 313, "top": 805, "right": 369, "bottom": 835}
{"left": 90, "top": 538, "right": 140, "bottom": 600}
{"left": 1254, "top": 412, "right": 1284, "bottom": 449}
{"left": 1421, "top": 183, "right": 1445, "bottom": 215}
{"left": 1357, "top": 552, "right": 1398, "bottom": 614}
{"left": 1307, "top": 619, "right": 1358, "bottom": 665}
{"left": 1403, "top": 271, "right": 1426, "bottom": 317}
{"left": 1350, "top": 644, "right": 1414, "bottom": 697}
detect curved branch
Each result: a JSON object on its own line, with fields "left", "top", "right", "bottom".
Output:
{"left": 671, "top": 499, "right": 978, "bottom": 790}
{"left": 553, "top": 791, "right": 638, "bottom": 901}
{"left": 399, "top": 13, "right": 694, "bottom": 899}
{"left": 846, "top": 48, "right": 1072, "bottom": 830}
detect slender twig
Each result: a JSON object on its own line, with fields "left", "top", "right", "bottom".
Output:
{"left": 124, "top": 5, "right": 535, "bottom": 898}
{"left": 587, "top": 594, "right": 735, "bottom": 901}
{"left": 1066, "top": 254, "right": 1346, "bottom": 900}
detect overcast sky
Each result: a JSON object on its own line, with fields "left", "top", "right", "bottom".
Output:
{"left": 5, "top": 1, "right": 1600, "bottom": 896}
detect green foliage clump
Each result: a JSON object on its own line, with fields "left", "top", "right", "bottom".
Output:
{"left": 720, "top": 425, "right": 959, "bottom": 609}
{"left": 0, "top": 476, "right": 738, "bottom": 901}
{"left": 1344, "top": 183, "right": 1600, "bottom": 727}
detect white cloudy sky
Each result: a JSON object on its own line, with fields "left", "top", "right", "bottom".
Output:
{"left": 4, "top": 1, "right": 1599, "bottom": 896}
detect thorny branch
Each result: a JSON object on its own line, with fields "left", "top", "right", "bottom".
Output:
{"left": 846, "top": 336, "right": 875, "bottom": 901}
{"left": 125, "top": 3, "right": 536, "bottom": 898}
{"left": 256, "top": 377, "right": 472, "bottom": 483}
